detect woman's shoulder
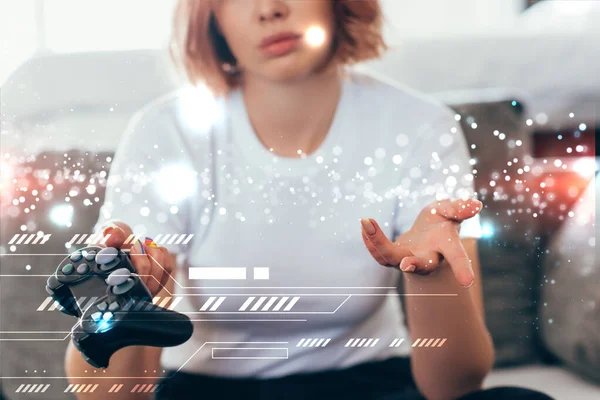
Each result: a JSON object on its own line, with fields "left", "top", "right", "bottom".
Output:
{"left": 130, "top": 84, "right": 227, "bottom": 138}
{"left": 348, "top": 67, "right": 456, "bottom": 122}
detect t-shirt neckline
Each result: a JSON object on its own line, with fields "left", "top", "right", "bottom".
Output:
{"left": 228, "top": 73, "right": 353, "bottom": 177}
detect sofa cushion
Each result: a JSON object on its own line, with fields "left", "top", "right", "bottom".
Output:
{"left": 539, "top": 176, "right": 599, "bottom": 383}
{"left": 484, "top": 364, "right": 600, "bottom": 400}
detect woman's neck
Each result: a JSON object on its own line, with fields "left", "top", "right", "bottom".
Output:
{"left": 240, "top": 64, "right": 343, "bottom": 158}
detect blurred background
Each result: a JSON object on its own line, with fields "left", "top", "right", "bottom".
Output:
{"left": 1, "top": 0, "right": 598, "bottom": 399}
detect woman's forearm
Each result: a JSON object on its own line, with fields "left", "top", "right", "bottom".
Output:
{"left": 402, "top": 261, "right": 495, "bottom": 400}
{"left": 65, "top": 341, "right": 162, "bottom": 400}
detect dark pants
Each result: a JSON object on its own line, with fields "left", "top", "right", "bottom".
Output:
{"left": 156, "top": 356, "right": 555, "bottom": 399}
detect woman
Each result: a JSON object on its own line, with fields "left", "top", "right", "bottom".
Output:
{"left": 65, "top": 0, "right": 553, "bottom": 399}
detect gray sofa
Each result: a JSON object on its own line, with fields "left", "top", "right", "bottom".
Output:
{"left": 1, "top": 51, "right": 598, "bottom": 399}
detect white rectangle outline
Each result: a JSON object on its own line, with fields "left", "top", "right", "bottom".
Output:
{"left": 211, "top": 347, "right": 288, "bottom": 360}
{"left": 189, "top": 267, "right": 246, "bottom": 280}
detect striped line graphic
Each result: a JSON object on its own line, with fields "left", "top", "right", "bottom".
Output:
{"left": 38, "top": 296, "right": 186, "bottom": 313}
{"left": 64, "top": 384, "right": 99, "bottom": 393}
{"left": 296, "top": 338, "right": 331, "bottom": 347}
{"left": 238, "top": 296, "right": 300, "bottom": 312}
{"left": 344, "top": 338, "right": 380, "bottom": 348}
{"left": 412, "top": 338, "right": 447, "bottom": 347}
{"left": 14, "top": 384, "right": 50, "bottom": 393}
{"left": 8, "top": 233, "right": 51, "bottom": 245}
{"left": 199, "top": 296, "right": 227, "bottom": 311}
{"left": 108, "top": 384, "right": 124, "bottom": 393}
{"left": 123, "top": 234, "right": 194, "bottom": 245}
{"left": 38, "top": 296, "right": 98, "bottom": 312}
{"left": 389, "top": 338, "right": 405, "bottom": 347}
{"left": 130, "top": 384, "right": 161, "bottom": 393}
{"left": 66, "top": 233, "right": 111, "bottom": 246}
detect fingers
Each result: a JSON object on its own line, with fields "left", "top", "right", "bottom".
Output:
{"left": 98, "top": 221, "right": 134, "bottom": 249}
{"left": 431, "top": 198, "right": 483, "bottom": 222}
{"left": 436, "top": 235, "right": 475, "bottom": 288}
{"left": 398, "top": 253, "right": 440, "bottom": 275}
{"left": 360, "top": 218, "right": 409, "bottom": 267}
{"left": 143, "top": 243, "right": 166, "bottom": 296}
{"left": 129, "top": 239, "right": 152, "bottom": 287}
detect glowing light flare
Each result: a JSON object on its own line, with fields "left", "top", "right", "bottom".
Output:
{"left": 571, "top": 157, "right": 597, "bottom": 178}
{"left": 305, "top": 26, "right": 326, "bottom": 47}
{"left": 50, "top": 204, "right": 74, "bottom": 227}
{"left": 481, "top": 222, "right": 494, "bottom": 238}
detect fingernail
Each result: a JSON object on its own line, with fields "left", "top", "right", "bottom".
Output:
{"left": 401, "top": 264, "right": 416, "bottom": 273}
{"left": 136, "top": 239, "right": 145, "bottom": 254}
{"left": 145, "top": 237, "right": 158, "bottom": 248}
{"left": 360, "top": 219, "right": 376, "bottom": 236}
{"left": 102, "top": 222, "right": 123, "bottom": 236}
{"left": 463, "top": 280, "right": 474, "bottom": 289}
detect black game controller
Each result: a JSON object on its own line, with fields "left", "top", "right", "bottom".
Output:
{"left": 46, "top": 246, "right": 193, "bottom": 368}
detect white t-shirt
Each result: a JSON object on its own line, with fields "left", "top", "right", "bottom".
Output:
{"left": 93, "top": 67, "right": 482, "bottom": 378}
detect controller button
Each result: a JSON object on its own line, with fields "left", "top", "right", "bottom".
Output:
{"left": 96, "top": 247, "right": 119, "bottom": 265}
{"left": 90, "top": 312, "right": 103, "bottom": 322}
{"left": 111, "top": 278, "right": 135, "bottom": 295}
{"left": 105, "top": 268, "right": 132, "bottom": 286}
{"left": 99, "top": 258, "right": 121, "bottom": 272}
{"left": 108, "top": 301, "right": 120, "bottom": 312}
{"left": 76, "top": 264, "right": 89, "bottom": 274}
{"left": 97, "top": 302, "right": 108, "bottom": 311}
{"left": 61, "top": 263, "right": 74, "bottom": 275}
{"left": 102, "top": 312, "right": 114, "bottom": 321}
{"left": 83, "top": 250, "right": 97, "bottom": 262}
{"left": 69, "top": 252, "right": 83, "bottom": 262}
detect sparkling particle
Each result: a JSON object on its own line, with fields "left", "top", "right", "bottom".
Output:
{"left": 140, "top": 207, "right": 150, "bottom": 217}
{"left": 579, "top": 123, "right": 587, "bottom": 131}
{"left": 392, "top": 155, "right": 403, "bottom": 165}
{"left": 219, "top": 207, "right": 227, "bottom": 215}
{"left": 364, "top": 157, "right": 373, "bottom": 166}
{"left": 535, "top": 113, "right": 548, "bottom": 125}
{"left": 526, "top": 119, "right": 533, "bottom": 126}
{"left": 439, "top": 134, "right": 453, "bottom": 147}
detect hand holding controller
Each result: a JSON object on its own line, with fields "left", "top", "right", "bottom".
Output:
{"left": 45, "top": 240, "right": 193, "bottom": 368}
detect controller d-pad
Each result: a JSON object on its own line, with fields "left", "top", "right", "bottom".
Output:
{"left": 96, "top": 247, "right": 119, "bottom": 265}
{"left": 76, "top": 264, "right": 89, "bottom": 274}
{"left": 106, "top": 268, "right": 131, "bottom": 286}
{"left": 97, "top": 302, "right": 108, "bottom": 312}
{"left": 112, "top": 278, "right": 135, "bottom": 295}
{"left": 61, "top": 264, "right": 74, "bottom": 275}
{"left": 99, "top": 258, "right": 121, "bottom": 272}
{"left": 69, "top": 252, "right": 83, "bottom": 262}
{"left": 108, "top": 301, "right": 120, "bottom": 312}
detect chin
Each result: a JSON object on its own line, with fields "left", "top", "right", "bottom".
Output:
{"left": 259, "top": 51, "right": 330, "bottom": 82}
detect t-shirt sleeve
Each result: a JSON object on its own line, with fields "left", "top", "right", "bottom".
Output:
{"left": 392, "top": 108, "right": 482, "bottom": 240}
{"left": 92, "top": 107, "right": 200, "bottom": 256}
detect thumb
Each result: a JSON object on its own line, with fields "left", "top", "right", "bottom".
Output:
{"left": 99, "top": 221, "right": 133, "bottom": 249}
{"left": 434, "top": 198, "right": 483, "bottom": 222}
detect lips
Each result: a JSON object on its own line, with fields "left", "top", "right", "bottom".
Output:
{"left": 260, "top": 31, "right": 302, "bottom": 48}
